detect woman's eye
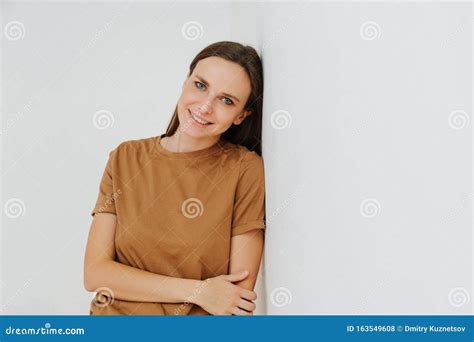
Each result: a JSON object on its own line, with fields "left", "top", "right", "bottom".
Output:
{"left": 195, "top": 82, "right": 206, "bottom": 90}
{"left": 222, "top": 98, "right": 233, "bottom": 106}
{"left": 194, "top": 82, "right": 232, "bottom": 105}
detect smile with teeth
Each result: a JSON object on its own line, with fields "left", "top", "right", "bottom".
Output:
{"left": 188, "top": 109, "right": 212, "bottom": 126}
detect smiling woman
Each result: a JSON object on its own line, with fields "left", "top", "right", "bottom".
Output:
{"left": 83, "top": 41, "right": 266, "bottom": 316}
{"left": 162, "top": 55, "right": 255, "bottom": 151}
{"left": 164, "top": 41, "right": 263, "bottom": 155}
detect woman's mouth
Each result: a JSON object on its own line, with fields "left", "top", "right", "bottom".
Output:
{"left": 188, "top": 109, "right": 213, "bottom": 126}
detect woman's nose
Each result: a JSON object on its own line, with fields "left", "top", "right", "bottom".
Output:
{"left": 197, "top": 100, "right": 212, "bottom": 115}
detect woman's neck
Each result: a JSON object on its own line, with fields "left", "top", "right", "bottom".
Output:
{"left": 161, "top": 132, "right": 221, "bottom": 153}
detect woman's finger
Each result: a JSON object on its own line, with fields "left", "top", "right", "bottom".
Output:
{"left": 237, "top": 298, "right": 256, "bottom": 312}
{"left": 225, "top": 270, "right": 249, "bottom": 283}
{"left": 240, "top": 288, "right": 257, "bottom": 301}
{"left": 230, "top": 306, "right": 252, "bottom": 316}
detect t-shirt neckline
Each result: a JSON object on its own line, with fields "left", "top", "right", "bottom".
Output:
{"left": 154, "top": 134, "right": 227, "bottom": 159}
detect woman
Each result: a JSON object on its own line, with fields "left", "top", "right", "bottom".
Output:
{"left": 83, "top": 41, "right": 266, "bottom": 316}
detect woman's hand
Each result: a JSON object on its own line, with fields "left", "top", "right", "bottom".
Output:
{"left": 193, "top": 270, "right": 257, "bottom": 315}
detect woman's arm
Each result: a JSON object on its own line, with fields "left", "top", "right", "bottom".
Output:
{"left": 191, "top": 229, "right": 263, "bottom": 315}
{"left": 83, "top": 213, "right": 203, "bottom": 303}
{"left": 228, "top": 229, "right": 264, "bottom": 291}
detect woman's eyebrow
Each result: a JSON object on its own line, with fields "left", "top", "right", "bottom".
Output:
{"left": 195, "top": 74, "right": 240, "bottom": 102}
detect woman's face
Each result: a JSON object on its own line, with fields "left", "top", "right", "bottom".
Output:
{"left": 176, "top": 56, "right": 252, "bottom": 140}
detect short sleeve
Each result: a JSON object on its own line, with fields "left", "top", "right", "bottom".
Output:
{"left": 91, "top": 147, "right": 120, "bottom": 217}
{"left": 231, "top": 151, "right": 266, "bottom": 237}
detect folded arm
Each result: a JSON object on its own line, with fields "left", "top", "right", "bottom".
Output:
{"left": 228, "top": 229, "right": 265, "bottom": 291}
{"left": 83, "top": 213, "right": 202, "bottom": 303}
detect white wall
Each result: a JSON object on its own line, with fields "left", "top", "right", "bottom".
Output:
{"left": 258, "top": 2, "right": 472, "bottom": 314}
{"left": 2, "top": 1, "right": 472, "bottom": 316}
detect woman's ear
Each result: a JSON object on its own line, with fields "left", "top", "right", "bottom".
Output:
{"left": 233, "top": 109, "right": 252, "bottom": 125}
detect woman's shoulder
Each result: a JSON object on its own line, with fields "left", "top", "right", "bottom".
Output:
{"left": 221, "top": 141, "right": 264, "bottom": 184}
{"left": 111, "top": 135, "right": 157, "bottom": 155}
{"left": 221, "top": 140, "right": 263, "bottom": 166}
{"left": 118, "top": 135, "right": 157, "bottom": 148}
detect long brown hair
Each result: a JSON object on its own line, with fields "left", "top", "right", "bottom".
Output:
{"left": 164, "top": 41, "right": 264, "bottom": 156}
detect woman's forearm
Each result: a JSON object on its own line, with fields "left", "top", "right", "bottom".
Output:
{"left": 84, "top": 260, "right": 202, "bottom": 304}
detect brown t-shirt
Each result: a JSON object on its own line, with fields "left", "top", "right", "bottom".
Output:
{"left": 89, "top": 134, "right": 266, "bottom": 315}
